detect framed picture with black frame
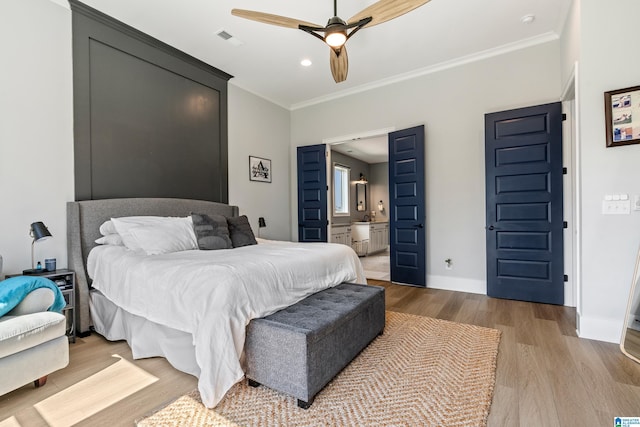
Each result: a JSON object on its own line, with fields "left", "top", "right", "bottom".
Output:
{"left": 604, "top": 85, "right": 640, "bottom": 147}
{"left": 249, "top": 156, "right": 272, "bottom": 183}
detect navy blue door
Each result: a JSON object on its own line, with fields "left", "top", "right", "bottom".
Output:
{"left": 485, "top": 102, "right": 564, "bottom": 305}
{"left": 297, "top": 144, "right": 328, "bottom": 242}
{"left": 389, "top": 126, "right": 426, "bottom": 287}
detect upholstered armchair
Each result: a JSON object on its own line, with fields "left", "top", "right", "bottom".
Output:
{"left": 0, "top": 276, "right": 69, "bottom": 396}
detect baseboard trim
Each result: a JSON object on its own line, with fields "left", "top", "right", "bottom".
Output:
{"left": 576, "top": 312, "right": 622, "bottom": 344}
{"left": 427, "top": 275, "right": 486, "bottom": 295}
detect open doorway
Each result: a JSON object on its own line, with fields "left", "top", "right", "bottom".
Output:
{"left": 324, "top": 129, "right": 392, "bottom": 281}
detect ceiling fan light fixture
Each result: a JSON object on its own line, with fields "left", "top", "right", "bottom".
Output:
{"left": 324, "top": 16, "right": 348, "bottom": 47}
{"left": 325, "top": 30, "right": 347, "bottom": 47}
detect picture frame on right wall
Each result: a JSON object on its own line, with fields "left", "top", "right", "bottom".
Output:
{"left": 604, "top": 85, "right": 640, "bottom": 147}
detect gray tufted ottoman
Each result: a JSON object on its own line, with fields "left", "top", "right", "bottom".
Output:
{"left": 245, "top": 283, "right": 385, "bottom": 409}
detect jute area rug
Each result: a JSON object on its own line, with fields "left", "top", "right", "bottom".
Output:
{"left": 137, "top": 311, "right": 501, "bottom": 427}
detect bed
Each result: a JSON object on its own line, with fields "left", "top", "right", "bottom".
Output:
{"left": 67, "top": 198, "right": 365, "bottom": 408}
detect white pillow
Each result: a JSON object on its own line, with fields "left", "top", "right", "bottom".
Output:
{"left": 110, "top": 216, "right": 181, "bottom": 246}
{"left": 111, "top": 216, "right": 198, "bottom": 254}
{"left": 95, "top": 234, "right": 124, "bottom": 246}
{"left": 99, "top": 220, "right": 117, "bottom": 236}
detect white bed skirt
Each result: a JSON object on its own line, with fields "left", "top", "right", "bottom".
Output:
{"left": 89, "top": 289, "right": 201, "bottom": 377}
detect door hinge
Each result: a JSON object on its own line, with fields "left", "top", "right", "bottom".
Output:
{"left": 562, "top": 113, "right": 567, "bottom": 121}
{"left": 563, "top": 221, "right": 568, "bottom": 229}
{"left": 564, "top": 274, "right": 568, "bottom": 282}
{"left": 326, "top": 185, "right": 329, "bottom": 191}
{"left": 563, "top": 167, "right": 567, "bottom": 175}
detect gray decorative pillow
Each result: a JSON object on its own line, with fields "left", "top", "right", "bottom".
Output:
{"left": 227, "top": 215, "right": 258, "bottom": 248}
{"left": 191, "top": 213, "right": 232, "bottom": 250}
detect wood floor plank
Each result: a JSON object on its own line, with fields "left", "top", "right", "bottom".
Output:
{"left": 494, "top": 324, "right": 518, "bottom": 389}
{"left": 486, "top": 384, "right": 519, "bottom": 427}
{"left": 564, "top": 335, "right": 639, "bottom": 424}
{"left": 592, "top": 339, "right": 640, "bottom": 386}
{"left": 452, "top": 297, "right": 481, "bottom": 325}
{"left": 435, "top": 290, "right": 466, "bottom": 321}
{"left": 492, "top": 298, "right": 515, "bottom": 327}
{"left": 530, "top": 318, "right": 599, "bottom": 426}
{"left": 516, "top": 343, "right": 560, "bottom": 427}
{"left": 513, "top": 301, "right": 537, "bottom": 346}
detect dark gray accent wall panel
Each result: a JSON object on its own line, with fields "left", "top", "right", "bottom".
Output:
{"left": 70, "top": 0, "right": 231, "bottom": 202}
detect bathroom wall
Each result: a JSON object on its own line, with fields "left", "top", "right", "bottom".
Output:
{"left": 330, "top": 151, "right": 370, "bottom": 225}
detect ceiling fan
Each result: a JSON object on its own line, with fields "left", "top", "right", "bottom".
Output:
{"left": 231, "top": 0, "right": 432, "bottom": 83}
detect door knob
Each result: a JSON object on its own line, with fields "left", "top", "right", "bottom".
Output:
{"left": 416, "top": 223, "right": 424, "bottom": 228}
{"left": 487, "top": 226, "right": 495, "bottom": 231}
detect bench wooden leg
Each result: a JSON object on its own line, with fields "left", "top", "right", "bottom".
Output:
{"left": 34, "top": 376, "right": 48, "bottom": 388}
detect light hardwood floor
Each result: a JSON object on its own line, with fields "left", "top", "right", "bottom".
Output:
{"left": 1, "top": 281, "right": 639, "bottom": 426}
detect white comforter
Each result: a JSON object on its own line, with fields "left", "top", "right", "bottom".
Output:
{"left": 87, "top": 239, "right": 365, "bottom": 408}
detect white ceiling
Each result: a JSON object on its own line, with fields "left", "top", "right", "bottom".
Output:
{"left": 331, "top": 136, "right": 389, "bottom": 164}
{"left": 74, "top": 0, "right": 572, "bottom": 110}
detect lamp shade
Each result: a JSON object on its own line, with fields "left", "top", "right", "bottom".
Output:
{"left": 30, "top": 221, "right": 52, "bottom": 241}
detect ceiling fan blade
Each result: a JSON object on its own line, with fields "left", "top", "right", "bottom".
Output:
{"left": 330, "top": 47, "right": 348, "bottom": 83}
{"left": 231, "top": 9, "right": 321, "bottom": 29}
{"left": 348, "top": 0, "right": 431, "bottom": 28}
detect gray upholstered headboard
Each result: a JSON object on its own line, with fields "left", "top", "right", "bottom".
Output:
{"left": 67, "top": 198, "right": 239, "bottom": 335}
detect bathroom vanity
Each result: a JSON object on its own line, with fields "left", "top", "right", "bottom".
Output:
{"left": 351, "top": 221, "right": 389, "bottom": 256}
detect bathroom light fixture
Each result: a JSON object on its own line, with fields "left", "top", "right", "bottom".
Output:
{"left": 378, "top": 200, "right": 385, "bottom": 212}
{"left": 23, "top": 221, "right": 52, "bottom": 274}
{"left": 358, "top": 173, "right": 368, "bottom": 183}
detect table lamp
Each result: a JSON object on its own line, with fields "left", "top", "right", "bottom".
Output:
{"left": 23, "top": 221, "right": 52, "bottom": 275}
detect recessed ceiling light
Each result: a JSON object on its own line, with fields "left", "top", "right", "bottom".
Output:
{"left": 520, "top": 14, "right": 535, "bottom": 24}
{"left": 300, "top": 59, "right": 312, "bottom": 67}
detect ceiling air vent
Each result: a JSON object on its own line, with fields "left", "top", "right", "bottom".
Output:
{"left": 215, "top": 29, "right": 243, "bottom": 46}
{"left": 217, "top": 30, "right": 232, "bottom": 40}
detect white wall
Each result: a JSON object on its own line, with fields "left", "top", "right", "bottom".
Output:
{"left": 330, "top": 151, "right": 371, "bottom": 224}
{"left": 228, "top": 85, "right": 291, "bottom": 240}
{"left": 575, "top": 0, "right": 640, "bottom": 342}
{"left": 369, "top": 163, "right": 389, "bottom": 223}
{"left": 0, "top": 0, "right": 292, "bottom": 277}
{"left": 291, "top": 41, "right": 562, "bottom": 294}
{"left": 0, "top": 0, "right": 74, "bottom": 275}
{"left": 560, "top": 0, "right": 580, "bottom": 87}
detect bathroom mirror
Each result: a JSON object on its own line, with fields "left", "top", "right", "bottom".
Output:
{"left": 621, "top": 246, "right": 640, "bottom": 364}
{"left": 356, "top": 182, "right": 367, "bottom": 212}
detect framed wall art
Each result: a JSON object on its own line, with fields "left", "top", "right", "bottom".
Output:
{"left": 604, "top": 85, "right": 640, "bottom": 147}
{"left": 249, "top": 156, "right": 271, "bottom": 183}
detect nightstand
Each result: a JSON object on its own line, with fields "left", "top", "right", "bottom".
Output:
{"left": 6, "top": 269, "right": 76, "bottom": 342}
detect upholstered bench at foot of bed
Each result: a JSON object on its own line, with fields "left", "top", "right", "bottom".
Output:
{"left": 244, "top": 283, "right": 385, "bottom": 409}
